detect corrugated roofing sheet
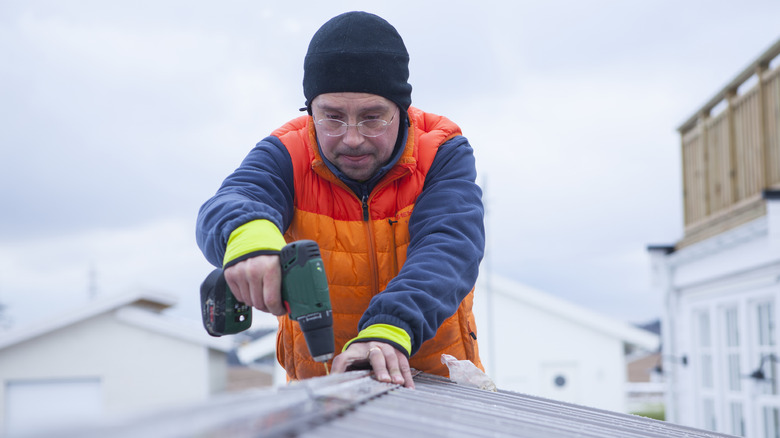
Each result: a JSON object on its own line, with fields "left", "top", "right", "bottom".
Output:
{"left": 45, "top": 371, "right": 736, "bottom": 438}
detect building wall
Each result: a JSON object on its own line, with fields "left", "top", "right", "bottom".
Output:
{"left": 627, "top": 353, "right": 661, "bottom": 383}
{"left": 473, "top": 278, "right": 632, "bottom": 413}
{"left": 208, "top": 348, "right": 228, "bottom": 393}
{"left": 653, "top": 198, "right": 780, "bottom": 437}
{"left": 0, "top": 312, "right": 226, "bottom": 434}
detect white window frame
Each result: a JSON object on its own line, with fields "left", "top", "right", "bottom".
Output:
{"left": 750, "top": 297, "right": 780, "bottom": 438}
{"left": 692, "top": 308, "right": 718, "bottom": 431}
{"left": 691, "top": 301, "right": 754, "bottom": 435}
{"left": 719, "top": 304, "right": 746, "bottom": 436}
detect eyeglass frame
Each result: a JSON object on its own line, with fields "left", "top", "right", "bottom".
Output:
{"left": 313, "top": 108, "right": 399, "bottom": 138}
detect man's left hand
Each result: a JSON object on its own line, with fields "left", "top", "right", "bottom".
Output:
{"left": 331, "top": 341, "right": 415, "bottom": 389}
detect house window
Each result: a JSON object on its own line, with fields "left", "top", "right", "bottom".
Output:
{"left": 758, "top": 301, "right": 776, "bottom": 347}
{"left": 727, "top": 353, "right": 742, "bottom": 391}
{"left": 703, "top": 398, "right": 717, "bottom": 432}
{"left": 724, "top": 307, "right": 742, "bottom": 392}
{"left": 720, "top": 305, "right": 748, "bottom": 436}
{"left": 701, "top": 354, "right": 714, "bottom": 389}
{"left": 698, "top": 311, "right": 714, "bottom": 389}
{"left": 699, "top": 310, "right": 712, "bottom": 347}
{"left": 754, "top": 299, "right": 779, "bottom": 438}
{"left": 755, "top": 301, "right": 777, "bottom": 396}
{"left": 763, "top": 406, "right": 780, "bottom": 438}
{"left": 729, "top": 401, "right": 745, "bottom": 436}
{"left": 695, "top": 310, "right": 717, "bottom": 431}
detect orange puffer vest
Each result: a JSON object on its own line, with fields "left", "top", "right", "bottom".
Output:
{"left": 272, "top": 107, "right": 481, "bottom": 380}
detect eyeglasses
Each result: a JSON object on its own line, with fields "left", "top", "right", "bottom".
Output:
{"left": 314, "top": 109, "right": 398, "bottom": 137}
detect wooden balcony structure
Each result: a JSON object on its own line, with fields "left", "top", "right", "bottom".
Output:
{"left": 677, "top": 38, "right": 780, "bottom": 248}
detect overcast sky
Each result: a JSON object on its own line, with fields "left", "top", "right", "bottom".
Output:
{"left": 2, "top": 1, "right": 780, "bottom": 330}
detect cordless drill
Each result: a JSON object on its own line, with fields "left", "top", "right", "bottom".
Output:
{"left": 200, "top": 240, "right": 335, "bottom": 365}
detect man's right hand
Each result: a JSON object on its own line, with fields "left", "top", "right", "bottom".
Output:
{"left": 223, "top": 255, "right": 285, "bottom": 315}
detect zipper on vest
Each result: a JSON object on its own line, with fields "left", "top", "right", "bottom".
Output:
{"left": 359, "top": 171, "right": 407, "bottom": 295}
{"left": 361, "top": 194, "right": 370, "bottom": 221}
{"left": 388, "top": 219, "right": 399, "bottom": 276}
{"left": 361, "top": 192, "right": 380, "bottom": 294}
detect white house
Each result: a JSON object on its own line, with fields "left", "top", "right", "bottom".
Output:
{"left": 649, "top": 194, "right": 780, "bottom": 437}
{"left": 0, "top": 291, "right": 234, "bottom": 436}
{"left": 648, "top": 38, "right": 780, "bottom": 437}
{"left": 473, "top": 274, "right": 659, "bottom": 413}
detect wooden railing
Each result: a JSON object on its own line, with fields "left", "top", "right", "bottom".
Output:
{"left": 677, "top": 38, "right": 780, "bottom": 248}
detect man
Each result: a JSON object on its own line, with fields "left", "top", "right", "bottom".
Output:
{"left": 196, "top": 11, "right": 484, "bottom": 389}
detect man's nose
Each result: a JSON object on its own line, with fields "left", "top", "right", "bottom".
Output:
{"left": 341, "top": 124, "right": 364, "bottom": 146}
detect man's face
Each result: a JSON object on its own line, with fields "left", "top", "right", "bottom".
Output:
{"left": 312, "top": 93, "right": 400, "bottom": 182}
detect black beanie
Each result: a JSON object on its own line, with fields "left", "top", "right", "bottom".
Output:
{"left": 303, "top": 11, "right": 412, "bottom": 111}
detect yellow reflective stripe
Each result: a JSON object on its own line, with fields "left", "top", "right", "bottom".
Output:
{"left": 223, "top": 219, "right": 286, "bottom": 267}
{"left": 342, "top": 323, "right": 412, "bottom": 356}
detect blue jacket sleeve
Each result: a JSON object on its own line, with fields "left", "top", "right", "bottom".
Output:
{"left": 195, "top": 136, "right": 295, "bottom": 267}
{"left": 357, "top": 136, "right": 485, "bottom": 355}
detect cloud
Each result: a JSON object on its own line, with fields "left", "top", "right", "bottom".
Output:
{"left": 2, "top": 0, "right": 780, "bottom": 330}
{"left": 0, "top": 217, "right": 208, "bottom": 325}
{"left": 0, "top": 6, "right": 306, "bottom": 240}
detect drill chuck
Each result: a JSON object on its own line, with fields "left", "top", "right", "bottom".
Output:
{"left": 297, "top": 311, "right": 334, "bottom": 362}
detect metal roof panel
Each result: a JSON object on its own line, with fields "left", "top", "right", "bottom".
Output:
{"left": 43, "top": 371, "right": 737, "bottom": 438}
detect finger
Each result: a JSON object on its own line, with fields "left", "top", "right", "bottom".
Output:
{"left": 331, "top": 352, "right": 349, "bottom": 373}
{"left": 224, "top": 269, "right": 251, "bottom": 307}
{"left": 397, "top": 352, "right": 415, "bottom": 389}
{"left": 382, "top": 347, "right": 405, "bottom": 385}
{"left": 249, "top": 275, "right": 269, "bottom": 313}
{"left": 263, "top": 264, "right": 286, "bottom": 315}
{"left": 331, "top": 347, "right": 367, "bottom": 373}
{"left": 368, "top": 346, "right": 391, "bottom": 383}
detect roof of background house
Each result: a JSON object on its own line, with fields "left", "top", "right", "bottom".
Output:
{"left": 0, "top": 290, "right": 233, "bottom": 353}
{"left": 50, "top": 371, "right": 735, "bottom": 438}
{"left": 636, "top": 319, "right": 661, "bottom": 336}
{"left": 484, "top": 274, "right": 660, "bottom": 351}
{"left": 228, "top": 327, "right": 277, "bottom": 366}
